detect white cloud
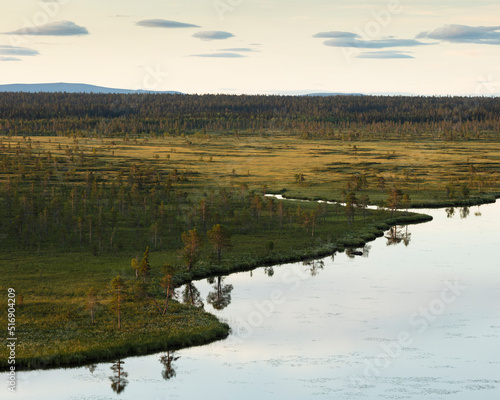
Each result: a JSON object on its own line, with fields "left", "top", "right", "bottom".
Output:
{"left": 193, "top": 31, "right": 234, "bottom": 41}
{"left": 0, "top": 56, "right": 21, "bottom": 61}
{"left": 136, "top": 19, "right": 200, "bottom": 29}
{"left": 0, "top": 45, "right": 39, "bottom": 56}
{"left": 357, "top": 51, "right": 415, "bottom": 59}
{"left": 221, "top": 48, "right": 256, "bottom": 52}
{"left": 313, "top": 31, "right": 360, "bottom": 39}
{"left": 5, "top": 21, "right": 89, "bottom": 36}
{"left": 417, "top": 24, "right": 500, "bottom": 45}
{"left": 322, "top": 37, "right": 430, "bottom": 49}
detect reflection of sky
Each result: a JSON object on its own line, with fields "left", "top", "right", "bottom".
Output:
{"left": 5, "top": 202, "right": 500, "bottom": 399}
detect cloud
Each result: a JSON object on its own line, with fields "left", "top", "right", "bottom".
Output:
{"left": 313, "top": 30, "right": 431, "bottom": 49}
{"left": 0, "top": 56, "right": 21, "bottom": 61}
{"left": 5, "top": 21, "right": 88, "bottom": 36}
{"left": 136, "top": 19, "right": 200, "bottom": 29}
{"left": 0, "top": 45, "right": 39, "bottom": 56}
{"left": 322, "top": 37, "right": 429, "bottom": 49}
{"left": 417, "top": 24, "right": 500, "bottom": 45}
{"left": 190, "top": 52, "right": 245, "bottom": 58}
{"left": 193, "top": 31, "right": 234, "bottom": 41}
{"left": 357, "top": 50, "right": 414, "bottom": 59}
{"left": 221, "top": 48, "right": 256, "bottom": 52}
{"left": 313, "top": 31, "right": 360, "bottom": 39}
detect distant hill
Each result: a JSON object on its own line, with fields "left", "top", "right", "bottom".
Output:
{"left": 0, "top": 83, "right": 182, "bottom": 94}
{"left": 303, "top": 92, "right": 364, "bottom": 97}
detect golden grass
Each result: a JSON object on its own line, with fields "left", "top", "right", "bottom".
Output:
{"left": 4, "top": 133, "right": 499, "bottom": 204}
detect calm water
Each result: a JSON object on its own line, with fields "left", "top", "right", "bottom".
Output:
{"left": 5, "top": 202, "right": 500, "bottom": 400}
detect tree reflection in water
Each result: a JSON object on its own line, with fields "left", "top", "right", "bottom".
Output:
{"left": 446, "top": 206, "right": 474, "bottom": 219}
{"left": 206, "top": 276, "right": 233, "bottom": 310}
{"left": 159, "top": 351, "right": 180, "bottom": 381}
{"left": 303, "top": 259, "right": 324, "bottom": 276}
{"left": 182, "top": 281, "right": 204, "bottom": 308}
{"left": 109, "top": 359, "right": 128, "bottom": 394}
{"left": 362, "top": 244, "right": 371, "bottom": 257}
{"left": 446, "top": 207, "right": 455, "bottom": 218}
{"left": 85, "top": 363, "right": 97, "bottom": 374}
{"left": 402, "top": 225, "right": 411, "bottom": 246}
{"left": 385, "top": 225, "right": 411, "bottom": 246}
{"left": 345, "top": 244, "right": 371, "bottom": 259}
{"left": 460, "top": 206, "right": 470, "bottom": 219}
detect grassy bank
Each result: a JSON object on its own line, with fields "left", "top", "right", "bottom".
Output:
{"left": 6, "top": 302, "right": 229, "bottom": 371}
{"left": 172, "top": 210, "right": 433, "bottom": 284}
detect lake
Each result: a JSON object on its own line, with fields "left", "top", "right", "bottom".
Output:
{"left": 5, "top": 201, "right": 500, "bottom": 399}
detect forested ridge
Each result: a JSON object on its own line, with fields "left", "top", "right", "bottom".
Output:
{"left": 1, "top": 93, "right": 499, "bottom": 140}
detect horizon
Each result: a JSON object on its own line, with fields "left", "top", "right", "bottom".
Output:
{"left": 1, "top": 1, "right": 500, "bottom": 96}
{"left": 0, "top": 82, "right": 499, "bottom": 97}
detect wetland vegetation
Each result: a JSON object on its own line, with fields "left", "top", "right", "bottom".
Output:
{"left": 0, "top": 93, "right": 498, "bottom": 370}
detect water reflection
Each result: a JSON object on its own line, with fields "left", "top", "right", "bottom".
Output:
{"left": 345, "top": 248, "right": 363, "bottom": 258}
{"left": 446, "top": 206, "right": 479, "bottom": 219}
{"left": 345, "top": 245, "right": 371, "bottom": 258}
{"left": 84, "top": 363, "right": 97, "bottom": 374}
{"left": 182, "top": 281, "right": 204, "bottom": 308}
{"left": 362, "top": 244, "right": 371, "bottom": 257}
{"left": 264, "top": 266, "right": 274, "bottom": 277}
{"left": 460, "top": 206, "right": 470, "bottom": 219}
{"left": 159, "top": 351, "right": 180, "bottom": 381}
{"left": 303, "top": 259, "right": 324, "bottom": 276}
{"left": 109, "top": 359, "right": 128, "bottom": 394}
{"left": 385, "top": 225, "right": 411, "bottom": 246}
{"left": 206, "top": 276, "right": 233, "bottom": 310}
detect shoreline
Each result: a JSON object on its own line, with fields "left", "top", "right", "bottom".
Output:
{"left": 266, "top": 192, "right": 499, "bottom": 210}
{"left": 1, "top": 207, "right": 433, "bottom": 372}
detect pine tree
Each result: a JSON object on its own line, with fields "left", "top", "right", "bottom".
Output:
{"left": 181, "top": 229, "right": 202, "bottom": 272}
{"left": 387, "top": 187, "right": 403, "bottom": 217}
{"left": 160, "top": 264, "right": 176, "bottom": 315}
{"left": 110, "top": 276, "right": 127, "bottom": 329}
{"left": 139, "top": 246, "right": 151, "bottom": 281}
{"left": 207, "top": 224, "right": 231, "bottom": 263}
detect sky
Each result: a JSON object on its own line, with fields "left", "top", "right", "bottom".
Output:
{"left": 1, "top": 0, "right": 500, "bottom": 95}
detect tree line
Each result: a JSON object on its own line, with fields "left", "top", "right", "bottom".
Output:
{"left": 1, "top": 93, "right": 499, "bottom": 140}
